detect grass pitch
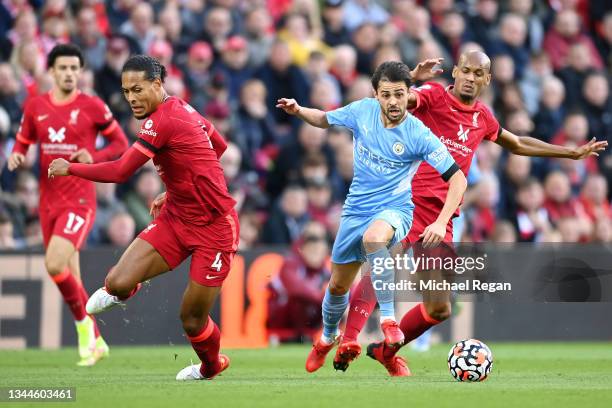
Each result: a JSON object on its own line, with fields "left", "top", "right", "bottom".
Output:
{"left": 1, "top": 343, "right": 611, "bottom": 408}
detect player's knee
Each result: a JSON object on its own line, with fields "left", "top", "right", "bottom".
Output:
{"left": 104, "top": 271, "right": 135, "bottom": 297}
{"left": 362, "top": 229, "right": 388, "bottom": 247}
{"left": 425, "top": 302, "right": 451, "bottom": 322}
{"left": 328, "top": 280, "right": 350, "bottom": 296}
{"left": 45, "top": 256, "right": 67, "bottom": 276}
{"left": 180, "top": 313, "right": 207, "bottom": 337}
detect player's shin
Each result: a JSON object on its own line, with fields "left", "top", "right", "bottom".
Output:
{"left": 187, "top": 316, "right": 222, "bottom": 378}
{"left": 366, "top": 247, "right": 396, "bottom": 322}
{"left": 393, "top": 303, "right": 442, "bottom": 358}
{"left": 52, "top": 268, "right": 87, "bottom": 321}
{"left": 344, "top": 275, "right": 377, "bottom": 342}
{"left": 321, "top": 288, "right": 349, "bottom": 344}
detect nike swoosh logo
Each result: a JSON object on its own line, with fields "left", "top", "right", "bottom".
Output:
{"left": 450, "top": 108, "right": 457, "bottom": 112}
{"left": 205, "top": 274, "right": 216, "bottom": 280}
{"left": 37, "top": 114, "right": 49, "bottom": 121}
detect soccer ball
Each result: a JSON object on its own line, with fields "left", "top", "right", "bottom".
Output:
{"left": 447, "top": 339, "right": 493, "bottom": 382}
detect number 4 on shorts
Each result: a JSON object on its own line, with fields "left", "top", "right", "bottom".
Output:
{"left": 211, "top": 252, "right": 222, "bottom": 271}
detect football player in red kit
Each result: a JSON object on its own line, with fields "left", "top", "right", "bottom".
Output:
{"left": 332, "top": 51, "right": 607, "bottom": 376}
{"left": 7, "top": 44, "right": 129, "bottom": 366}
{"left": 48, "top": 55, "right": 239, "bottom": 381}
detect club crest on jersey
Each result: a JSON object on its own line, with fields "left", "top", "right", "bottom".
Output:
{"left": 69, "top": 109, "right": 80, "bottom": 125}
{"left": 457, "top": 124, "right": 470, "bottom": 143}
{"left": 48, "top": 126, "right": 66, "bottom": 143}
{"left": 472, "top": 112, "right": 480, "bottom": 127}
{"left": 392, "top": 142, "right": 405, "bottom": 155}
{"left": 141, "top": 119, "right": 157, "bottom": 137}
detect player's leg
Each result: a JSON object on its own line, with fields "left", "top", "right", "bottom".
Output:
{"left": 86, "top": 238, "right": 172, "bottom": 313}
{"left": 306, "top": 214, "right": 365, "bottom": 372}
{"left": 363, "top": 212, "right": 408, "bottom": 347}
{"left": 175, "top": 281, "right": 229, "bottom": 380}
{"left": 68, "top": 250, "right": 110, "bottom": 365}
{"left": 87, "top": 212, "right": 188, "bottom": 314}
{"left": 176, "top": 212, "right": 238, "bottom": 381}
{"left": 308, "top": 261, "right": 362, "bottom": 372}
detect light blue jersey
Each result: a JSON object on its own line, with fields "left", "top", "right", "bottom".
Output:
{"left": 326, "top": 98, "right": 456, "bottom": 217}
{"left": 326, "top": 98, "right": 457, "bottom": 264}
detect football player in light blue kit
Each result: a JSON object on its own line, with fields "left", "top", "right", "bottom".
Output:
{"left": 276, "top": 61, "right": 467, "bottom": 373}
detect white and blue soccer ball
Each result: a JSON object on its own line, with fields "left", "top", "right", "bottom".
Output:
{"left": 448, "top": 339, "right": 493, "bottom": 382}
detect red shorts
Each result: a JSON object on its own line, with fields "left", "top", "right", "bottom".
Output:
{"left": 402, "top": 195, "right": 456, "bottom": 266}
{"left": 39, "top": 206, "right": 95, "bottom": 250}
{"left": 138, "top": 209, "right": 240, "bottom": 287}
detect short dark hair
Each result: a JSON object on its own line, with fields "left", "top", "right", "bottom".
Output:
{"left": 371, "top": 61, "right": 412, "bottom": 91}
{"left": 121, "top": 55, "right": 167, "bottom": 83}
{"left": 47, "top": 44, "right": 84, "bottom": 69}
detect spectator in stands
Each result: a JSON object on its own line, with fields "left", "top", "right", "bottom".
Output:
{"left": 514, "top": 177, "right": 551, "bottom": 242}
{"left": 352, "top": 23, "right": 381, "bottom": 76}
{"left": 256, "top": 39, "right": 310, "bottom": 130}
{"left": 233, "top": 79, "right": 281, "bottom": 172}
{"left": 557, "top": 42, "right": 597, "bottom": 108}
{"left": 72, "top": 7, "right": 107, "bottom": 71}
{"left": 543, "top": 170, "right": 592, "bottom": 239}
{"left": 94, "top": 36, "right": 131, "bottom": 125}
{"left": 201, "top": 7, "right": 234, "bottom": 56}
{"left": 494, "top": 13, "right": 530, "bottom": 79}
{"left": 123, "top": 169, "right": 162, "bottom": 234}
{"left": 579, "top": 173, "right": 611, "bottom": 223}
{"left": 329, "top": 44, "right": 359, "bottom": 95}
{"left": 104, "top": 211, "right": 135, "bottom": 247}
{"left": 262, "top": 184, "right": 310, "bottom": 245}
{"left": 534, "top": 75, "right": 566, "bottom": 142}
{"left": 120, "top": 2, "right": 154, "bottom": 54}
{"left": 343, "top": 0, "right": 389, "bottom": 32}
{"left": 244, "top": 7, "right": 274, "bottom": 69}
{"left": 89, "top": 183, "right": 126, "bottom": 245}
{"left": 321, "top": 0, "right": 350, "bottom": 47}
{"left": 581, "top": 72, "right": 612, "bottom": 144}
{"left": 267, "top": 220, "right": 331, "bottom": 342}
{"left": 214, "top": 35, "right": 254, "bottom": 100}
{"left": 543, "top": 9, "right": 603, "bottom": 71}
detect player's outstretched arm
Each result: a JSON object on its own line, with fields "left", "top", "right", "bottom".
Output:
{"left": 276, "top": 98, "right": 330, "bottom": 129}
{"left": 420, "top": 169, "right": 467, "bottom": 247}
{"left": 495, "top": 128, "right": 608, "bottom": 159}
{"left": 48, "top": 145, "right": 150, "bottom": 183}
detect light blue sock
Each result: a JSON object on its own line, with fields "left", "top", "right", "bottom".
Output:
{"left": 321, "top": 288, "right": 349, "bottom": 341}
{"left": 366, "top": 247, "right": 396, "bottom": 321}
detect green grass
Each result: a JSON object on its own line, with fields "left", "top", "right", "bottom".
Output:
{"left": 1, "top": 343, "right": 612, "bottom": 408}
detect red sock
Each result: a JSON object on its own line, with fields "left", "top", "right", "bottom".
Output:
{"left": 344, "top": 275, "right": 377, "bottom": 342}
{"left": 78, "top": 286, "right": 101, "bottom": 337}
{"left": 188, "top": 317, "right": 221, "bottom": 378}
{"left": 383, "top": 303, "right": 441, "bottom": 359}
{"left": 52, "top": 269, "right": 87, "bottom": 321}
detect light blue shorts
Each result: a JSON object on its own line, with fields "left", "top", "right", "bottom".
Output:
{"left": 331, "top": 208, "right": 413, "bottom": 264}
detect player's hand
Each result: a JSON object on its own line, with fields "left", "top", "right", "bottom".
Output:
{"left": 7, "top": 152, "right": 25, "bottom": 171}
{"left": 48, "top": 158, "right": 70, "bottom": 178}
{"left": 420, "top": 220, "right": 446, "bottom": 248}
{"left": 69, "top": 148, "right": 93, "bottom": 164}
{"left": 276, "top": 98, "right": 301, "bottom": 115}
{"left": 150, "top": 191, "right": 166, "bottom": 219}
{"left": 410, "top": 58, "right": 444, "bottom": 82}
{"left": 572, "top": 138, "right": 608, "bottom": 160}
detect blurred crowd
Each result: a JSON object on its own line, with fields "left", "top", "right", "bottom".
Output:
{"left": 0, "top": 0, "right": 612, "bottom": 255}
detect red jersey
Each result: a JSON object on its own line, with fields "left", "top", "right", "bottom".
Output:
{"left": 410, "top": 82, "right": 500, "bottom": 208}
{"left": 133, "top": 96, "right": 236, "bottom": 226}
{"left": 15, "top": 91, "right": 125, "bottom": 211}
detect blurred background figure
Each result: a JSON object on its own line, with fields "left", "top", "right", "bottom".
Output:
{"left": 267, "top": 221, "right": 331, "bottom": 344}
